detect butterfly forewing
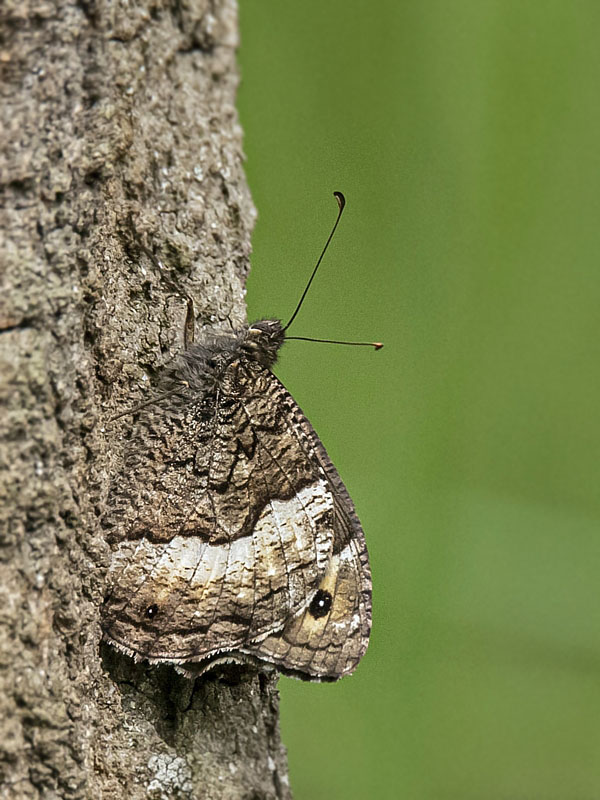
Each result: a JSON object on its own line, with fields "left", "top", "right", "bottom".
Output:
{"left": 241, "top": 382, "right": 372, "bottom": 679}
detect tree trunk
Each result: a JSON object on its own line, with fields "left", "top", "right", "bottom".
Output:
{"left": 0, "top": 1, "right": 291, "bottom": 798}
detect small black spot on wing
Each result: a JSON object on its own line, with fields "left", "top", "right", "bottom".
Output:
{"left": 309, "top": 589, "right": 332, "bottom": 619}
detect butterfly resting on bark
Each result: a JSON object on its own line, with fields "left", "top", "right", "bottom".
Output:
{"left": 102, "top": 192, "right": 379, "bottom": 681}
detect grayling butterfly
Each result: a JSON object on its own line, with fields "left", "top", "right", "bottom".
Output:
{"left": 102, "top": 192, "right": 379, "bottom": 680}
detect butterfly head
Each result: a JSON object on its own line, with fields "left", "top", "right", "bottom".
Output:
{"left": 244, "top": 319, "right": 286, "bottom": 368}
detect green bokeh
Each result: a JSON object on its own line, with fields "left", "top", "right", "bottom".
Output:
{"left": 237, "top": 2, "right": 600, "bottom": 798}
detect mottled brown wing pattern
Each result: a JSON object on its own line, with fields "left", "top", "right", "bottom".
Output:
{"left": 244, "top": 537, "right": 370, "bottom": 680}
{"left": 102, "top": 358, "right": 335, "bottom": 663}
{"left": 102, "top": 317, "right": 373, "bottom": 680}
{"left": 241, "top": 380, "right": 372, "bottom": 679}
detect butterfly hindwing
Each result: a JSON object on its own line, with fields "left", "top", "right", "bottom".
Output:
{"left": 102, "top": 350, "right": 335, "bottom": 663}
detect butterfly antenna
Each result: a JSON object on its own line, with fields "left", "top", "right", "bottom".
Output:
{"left": 286, "top": 336, "right": 383, "bottom": 350}
{"left": 283, "top": 191, "right": 346, "bottom": 332}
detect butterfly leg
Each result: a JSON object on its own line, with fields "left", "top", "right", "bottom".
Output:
{"left": 181, "top": 293, "right": 195, "bottom": 349}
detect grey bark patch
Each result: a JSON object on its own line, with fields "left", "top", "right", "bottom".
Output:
{"left": 0, "top": 0, "right": 290, "bottom": 797}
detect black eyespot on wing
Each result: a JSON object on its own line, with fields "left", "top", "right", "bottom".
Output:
{"left": 145, "top": 604, "right": 159, "bottom": 619}
{"left": 309, "top": 589, "right": 332, "bottom": 619}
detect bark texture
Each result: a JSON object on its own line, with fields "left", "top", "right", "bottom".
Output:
{"left": 0, "top": 1, "right": 291, "bottom": 798}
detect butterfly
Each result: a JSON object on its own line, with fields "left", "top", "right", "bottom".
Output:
{"left": 101, "top": 192, "right": 377, "bottom": 681}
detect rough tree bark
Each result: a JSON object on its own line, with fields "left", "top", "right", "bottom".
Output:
{"left": 0, "top": 1, "right": 292, "bottom": 798}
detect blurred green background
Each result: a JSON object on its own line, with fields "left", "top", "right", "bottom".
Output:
{"left": 237, "top": 2, "right": 600, "bottom": 798}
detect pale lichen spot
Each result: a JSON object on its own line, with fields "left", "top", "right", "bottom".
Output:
{"left": 147, "top": 754, "right": 192, "bottom": 799}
